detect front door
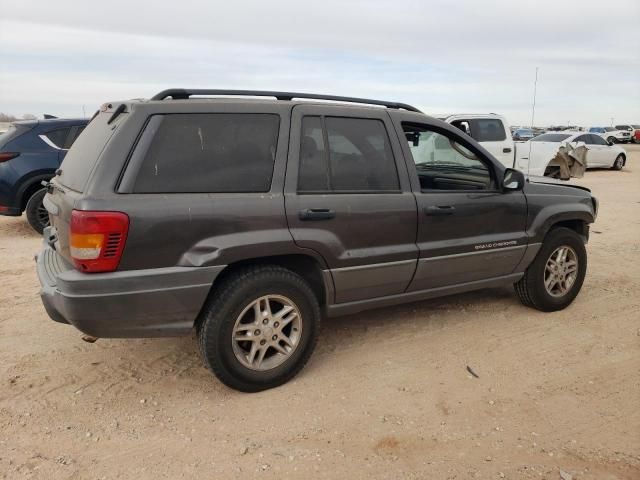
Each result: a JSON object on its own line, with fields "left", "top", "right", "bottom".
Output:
{"left": 395, "top": 121, "right": 528, "bottom": 291}
{"left": 284, "top": 105, "right": 418, "bottom": 304}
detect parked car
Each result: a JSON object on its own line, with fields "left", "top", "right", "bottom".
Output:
{"left": 615, "top": 124, "right": 640, "bottom": 143}
{"left": 0, "top": 117, "right": 88, "bottom": 232}
{"left": 588, "top": 127, "right": 631, "bottom": 144}
{"left": 37, "top": 89, "right": 598, "bottom": 392}
{"left": 513, "top": 128, "right": 534, "bottom": 141}
{"left": 516, "top": 132, "right": 626, "bottom": 175}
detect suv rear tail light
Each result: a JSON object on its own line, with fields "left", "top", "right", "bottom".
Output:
{"left": 70, "top": 210, "right": 129, "bottom": 273}
{"left": 0, "top": 152, "right": 20, "bottom": 163}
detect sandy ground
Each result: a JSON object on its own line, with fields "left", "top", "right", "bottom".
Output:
{"left": 1, "top": 145, "right": 639, "bottom": 480}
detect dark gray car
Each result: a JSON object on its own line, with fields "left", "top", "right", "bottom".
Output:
{"left": 37, "top": 90, "right": 597, "bottom": 391}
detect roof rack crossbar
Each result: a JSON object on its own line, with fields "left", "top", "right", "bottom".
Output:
{"left": 150, "top": 89, "right": 421, "bottom": 113}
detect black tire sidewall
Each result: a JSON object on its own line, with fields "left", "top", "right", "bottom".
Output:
{"left": 613, "top": 155, "right": 623, "bottom": 170}
{"left": 25, "top": 188, "right": 48, "bottom": 234}
{"left": 200, "top": 269, "right": 319, "bottom": 391}
{"left": 527, "top": 228, "right": 587, "bottom": 311}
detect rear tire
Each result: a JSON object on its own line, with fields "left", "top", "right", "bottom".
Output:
{"left": 611, "top": 154, "right": 624, "bottom": 170}
{"left": 197, "top": 265, "right": 320, "bottom": 392}
{"left": 514, "top": 227, "right": 587, "bottom": 312}
{"left": 25, "top": 188, "right": 49, "bottom": 234}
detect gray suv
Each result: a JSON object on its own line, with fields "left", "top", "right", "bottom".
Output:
{"left": 37, "top": 89, "right": 598, "bottom": 391}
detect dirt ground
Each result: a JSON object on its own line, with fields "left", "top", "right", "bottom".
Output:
{"left": 1, "top": 146, "right": 639, "bottom": 480}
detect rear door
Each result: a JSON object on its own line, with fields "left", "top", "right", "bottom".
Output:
{"left": 284, "top": 105, "right": 418, "bottom": 304}
{"left": 393, "top": 118, "right": 527, "bottom": 291}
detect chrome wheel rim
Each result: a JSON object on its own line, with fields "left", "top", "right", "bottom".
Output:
{"left": 544, "top": 246, "right": 578, "bottom": 297}
{"left": 232, "top": 295, "right": 302, "bottom": 371}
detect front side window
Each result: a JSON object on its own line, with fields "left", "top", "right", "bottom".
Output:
{"left": 403, "top": 124, "right": 493, "bottom": 191}
{"left": 298, "top": 116, "right": 399, "bottom": 192}
{"left": 132, "top": 113, "right": 280, "bottom": 193}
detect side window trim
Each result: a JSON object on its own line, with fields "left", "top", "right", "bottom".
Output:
{"left": 401, "top": 122, "right": 499, "bottom": 194}
{"left": 296, "top": 114, "right": 402, "bottom": 195}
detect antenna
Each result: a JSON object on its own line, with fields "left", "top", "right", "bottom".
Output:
{"left": 527, "top": 67, "right": 539, "bottom": 175}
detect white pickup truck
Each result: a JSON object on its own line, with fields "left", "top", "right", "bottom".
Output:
{"left": 439, "top": 114, "right": 516, "bottom": 167}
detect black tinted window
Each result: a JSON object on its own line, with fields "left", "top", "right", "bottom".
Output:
{"left": 65, "top": 126, "right": 86, "bottom": 148}
{"left": 469, "top": 119, "right": 507, "bottom": 142}
{"left": 404, "top": 124, "right": 492, "bottom": 191}
{"left": 588, "top": 134, "right": 608, "bottom": 145}
{"left": 44, "top": 128, "right": 70, "bottom": 148}
{"left": 133, "top": 114, "right": 280, "bottom": 193}
{"left": 298, "top": 116, "right": 399, "bottom": 192}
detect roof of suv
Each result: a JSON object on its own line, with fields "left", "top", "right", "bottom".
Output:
{"left": 121, "top": 89, "right": 423, "bottom": 113}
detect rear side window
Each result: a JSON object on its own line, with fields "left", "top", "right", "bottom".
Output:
{"left": 469, "top": 119, "right": 507, "bottom": 142}
{"left": 298, "top": 116, "right": 399, "bottom": 192}
{"left": 131, "top": 114, "right": 279, "bottom": 193}
{"left": 42, "top": 128, "right": 70, "bottom": 149}
{"left": 58, "top": 113, "right": 119, "bottom": 192}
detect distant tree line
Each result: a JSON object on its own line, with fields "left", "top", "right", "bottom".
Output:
{"left": 0, "top": 113, "right": 37, "bottom": 122}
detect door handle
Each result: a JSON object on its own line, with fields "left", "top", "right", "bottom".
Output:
{"left": 299, "top": 208, "right": 336, "bottom": 221}
{"left": 424, "top": 205, "right": 455, "bottom": 216}
{"left": 503, "top": 147, "right": 512, "bottom": 153}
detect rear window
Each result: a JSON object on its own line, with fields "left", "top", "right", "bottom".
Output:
{"left": 131, "top": 113, "right": 280, "bottom": 193}
{"left": 58, "top": 113, "right": 119, "bottom": 192}
{"left": 531, "top": 133, "right": 571, "bottom": 142}
{"left": 469, "top": 119, "right": 507, "bottom": 142}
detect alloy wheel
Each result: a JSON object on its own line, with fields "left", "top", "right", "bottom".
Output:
{"left": 232, "top": 295, "right": 303, "bottom": 371}
{"left": 544, "top": 246, "right": 578, "bottom": 297}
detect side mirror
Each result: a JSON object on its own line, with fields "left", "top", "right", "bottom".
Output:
{"left": 503, "top": 168, "right": 525, "bottom": 191}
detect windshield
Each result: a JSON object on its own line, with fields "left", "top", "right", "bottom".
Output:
{"left": 517, "top": 129, "right": 533, "bottom": 134}
{"left": 531, "top": 133, "right": 571, "bottom": 142}
{"left": 604, "top": 127, "right": 615, "bottom": 132}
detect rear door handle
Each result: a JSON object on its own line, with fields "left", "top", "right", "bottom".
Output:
{"left": 424, "top": 205, "right": 455, "bottom": 216}
{"left": 503, "top": 147, "right": 512, "bottom": 153}
{"left": 299, "top": 208, "right": 336, "bottom": 221}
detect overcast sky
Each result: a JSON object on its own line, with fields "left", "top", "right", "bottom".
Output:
{"left": 1, "top": 0, "right": 638, "bottom": 126}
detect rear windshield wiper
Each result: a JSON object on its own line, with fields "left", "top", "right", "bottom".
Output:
{"left": 107, "top": 104, "right": 127, "bottom": 125}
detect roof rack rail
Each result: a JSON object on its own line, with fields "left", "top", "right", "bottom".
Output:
{"left": 150, "top": 89, "right": 422, "bottom": 113}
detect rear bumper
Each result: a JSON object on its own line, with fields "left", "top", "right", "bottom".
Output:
{"left": 0, "top": 205, "right": 21, "bottom": 216}
{"left": 36, "top": 243, "right": 225, "bottom": 338}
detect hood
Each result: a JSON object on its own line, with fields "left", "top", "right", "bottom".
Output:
{"left": 526, "top": 175, "right": 591, "bottom": 193}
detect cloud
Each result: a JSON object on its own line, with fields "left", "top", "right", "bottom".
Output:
{"left": 1, "top": 0, "right": 638, "bottom": 125}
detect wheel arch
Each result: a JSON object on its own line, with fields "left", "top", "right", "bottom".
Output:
{"left": 207, "top": 254, "right": 333, "bottom": 310}
{"left": 18, "top": 174, "right": 52, "bottom": 210}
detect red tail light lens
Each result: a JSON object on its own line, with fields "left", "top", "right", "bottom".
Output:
{"left": 70, "top": 210, "right": 129, "bottom": 273}
{"left": 0, "top": 152, "right": 20, "bottom": 163}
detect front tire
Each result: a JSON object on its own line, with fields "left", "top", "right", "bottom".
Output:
{"left": 197, "top": 266, "right": 320, "bottom": 392}
{"left": 25, "top": 188, "right": 49, "bottom": 234}
{"left": 607, "top": 136, "right": 617, "bottom": 144}
{"left": 611, "top": 154, "right": 624, "bottom": 170}
{"left": 514, "top": 227, "right": 587, "bottom": 312}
